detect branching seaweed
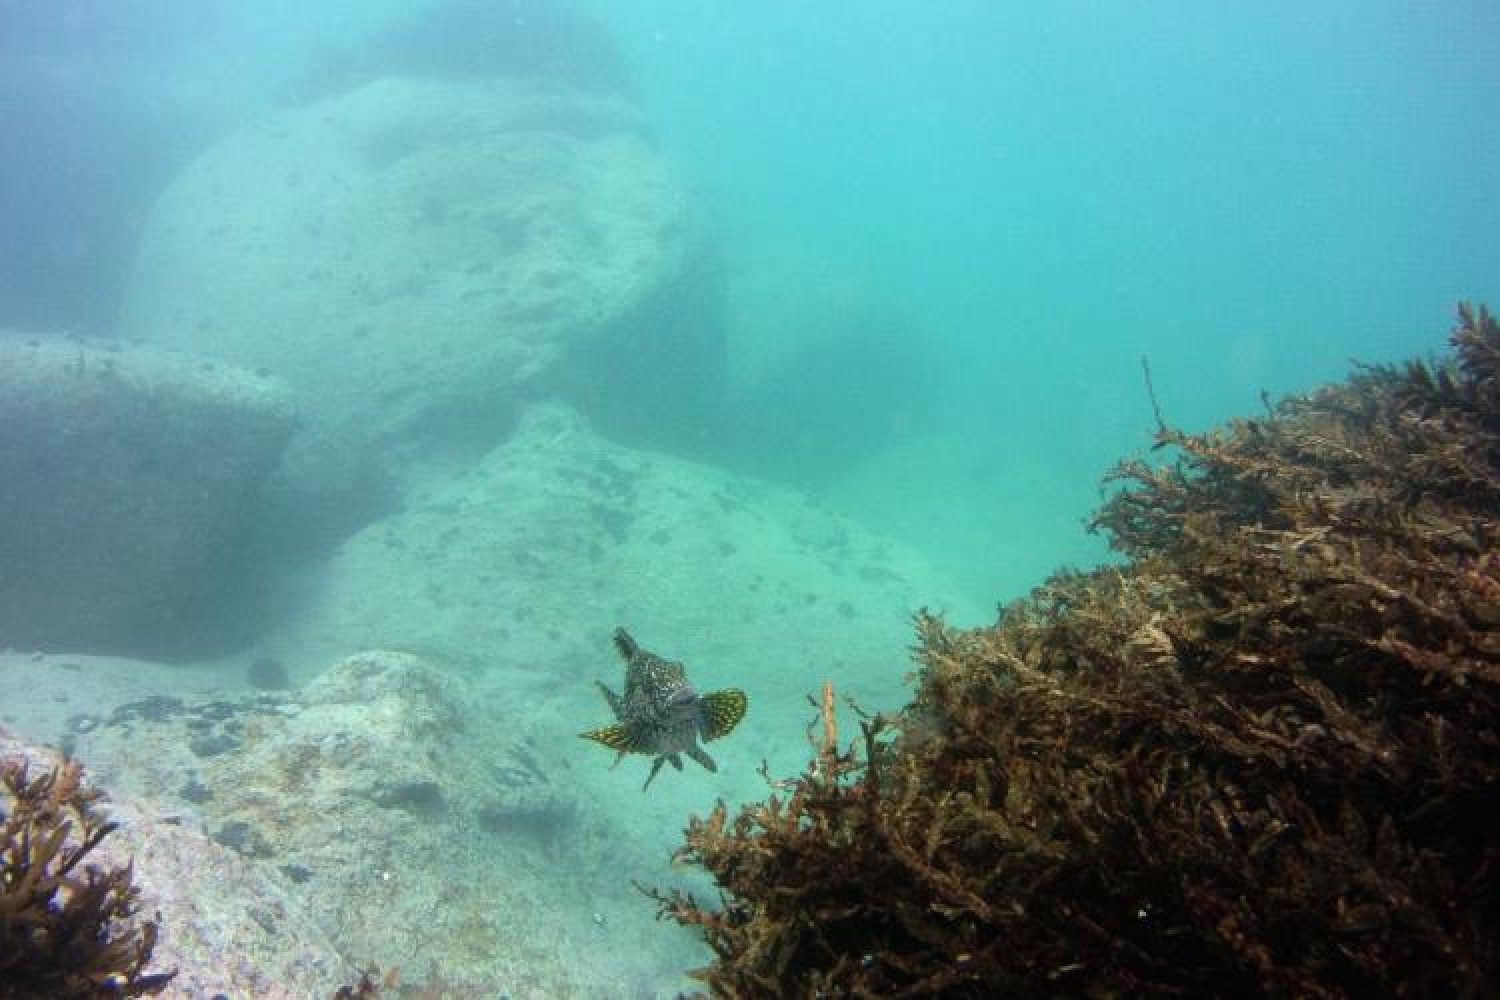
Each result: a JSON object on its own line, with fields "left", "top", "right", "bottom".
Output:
{"left": 0, "top": 757, "right": 175, "bottom": 999}
{"left": 650, "top": 304, "right": 1500, "bottom": 997}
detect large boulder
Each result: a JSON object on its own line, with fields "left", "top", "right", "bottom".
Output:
{"left": 0, "top": 333, "right": 294, "bottom": 655}
{"left": 119, "top": 76, "right": 709, "bottom": 480}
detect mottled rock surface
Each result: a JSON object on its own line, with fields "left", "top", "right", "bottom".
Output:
{"left": 262, "top": 403, "right": 983, "bottom": 739}
{"left": 245, "top": 402, "right": 988, "bottom": 833}
{"left": 6, "top": 650, "right": 702, "bottom": 997}
{"left": 120, "top": 76, "right": 698, "bottom": 468}
{"left": 0, "top": 332, "right": 294, "bottom": 654}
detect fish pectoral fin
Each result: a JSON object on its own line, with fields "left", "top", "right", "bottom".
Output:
{"left": 700, "top": 689, "right": 748, "bottom": 741}
{"left": 580, "top": 723, "right": 634, "bottom": 752}
{"left": 686, "top": 745, "right": 717, "bottom": 773}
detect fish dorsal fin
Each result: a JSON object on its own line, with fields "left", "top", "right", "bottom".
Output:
{"left": 700, "top": 689, "right": 748, "bottom": 741}
{"left": 580, "top": 723, "right": 639, "bottom": 752}
{"left": 612, "top": 627, "right": 640, "bottom": 661}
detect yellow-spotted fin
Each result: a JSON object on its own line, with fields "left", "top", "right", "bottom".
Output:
{"left": 580, "top": 722, "right": 639, "bottom": 752}
{"left": 701, "top": 689, "right": 747, "bottom": 741}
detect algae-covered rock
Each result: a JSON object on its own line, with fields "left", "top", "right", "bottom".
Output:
{"left": 0, "top": 333, "right": 294, "bottom": 655}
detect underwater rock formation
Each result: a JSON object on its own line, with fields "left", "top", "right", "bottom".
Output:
{"left": 651, "top": 305, "right": 1500, "bottom": 997}
{"left": 0, "top": 333, "right": 294, "bottom": 656}
{"left": 119, "top": 75, "right": 711, "bottom": 490}
{"left": 259, "top": 403, "right": 980, "bottom": 729}
{"left": 84, "top": 653, "right": 570, "bottom": 983}
{"left": 28, "top": 649, "right": 690, "bottom": 995}
{"left": 204, "top": 651, "right": 568, "bottom": 847}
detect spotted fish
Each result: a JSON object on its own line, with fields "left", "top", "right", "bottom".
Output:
{"left": 579, "top": 627, "right": 747, "bottom": 790}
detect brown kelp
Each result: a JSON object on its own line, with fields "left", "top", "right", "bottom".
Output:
{"left": 648, "top": 304, "right": 1500, "bottom": 997}
{"left": 0, "top": 758, "right": 175, "bottom": 999}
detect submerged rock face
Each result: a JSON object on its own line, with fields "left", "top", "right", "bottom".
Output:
{"left": 28, "top": 650, "right": 675, "bottom": 996}
{"left": 0, "top": 333, "right": 294, "bottom": 654}
{"left": 202, "top": 651, "right": 566, "bottom": 849}
{"left": 263, "top": 403, "right": 982, "bottom": 728}
{"left": 194, "top": 653, "right": 576, "bottom": 980}
{"left": 120, "top": 76, "right": 703, "bottom": 472}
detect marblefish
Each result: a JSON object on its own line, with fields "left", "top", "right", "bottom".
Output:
{"left": 580, "top": 627, "right": 748, "bottom": 790}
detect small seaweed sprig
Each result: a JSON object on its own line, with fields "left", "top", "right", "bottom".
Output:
{"left": 0, "top": 757, "right": 176, "bottom": 999}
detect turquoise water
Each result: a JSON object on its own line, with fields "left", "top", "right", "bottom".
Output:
{"left": 586, "top": 1, "right": 1500, "bottom": 598}
{"left": 4, "top": 2, "right": 1497, "bottom": 602}
{"left": 2, "top": 3, "right": 1498, "bottom": 994}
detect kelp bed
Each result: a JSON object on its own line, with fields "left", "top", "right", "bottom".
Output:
{"left": 649, "top": 305, "right": 1500, "bottom": 998}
